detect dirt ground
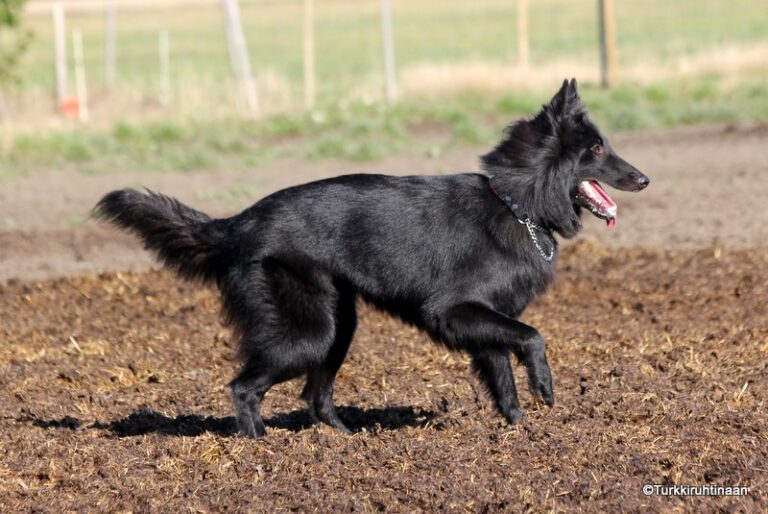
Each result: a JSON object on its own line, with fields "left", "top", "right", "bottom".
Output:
{"left": 1, "top": 123, "right": 767, "bottom": 282}
{"left": 1, "top": 123, "right": 767, "bottom": 512}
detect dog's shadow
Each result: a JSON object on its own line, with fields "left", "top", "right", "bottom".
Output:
{"left": 26, "top": 405, "right": 436, "bottom": 437}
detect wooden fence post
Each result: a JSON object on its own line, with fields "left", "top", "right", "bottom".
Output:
{"left": 0, "top": 88, "right": 9, "bottom": 155}
{"left": 105, "top": 0, "right": 116, "bottom": 89}
{"left": 597, "top": 0, "right": 618, "bottom": 87}
{"left": 52, "top": 2, "right": 67, "bottom": 106}
{"left": 517, "top": 0, "right": 529, "bottom": 68}
{"left": 303, "top": 0, "right": 316, "bottom": 109}
{"left": 72, "top": 29, "right": 89, "bottom": 122}
{"left": 221, "top": 0, "right": 259, "bottom": 117}
{"left": 379, "top": 0, "right": 397, "bottom": 103}
{"left": 159, "top": 29, "right": 171, "bottom": 106}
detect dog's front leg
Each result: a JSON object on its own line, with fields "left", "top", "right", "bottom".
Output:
{"left": 441, "top": 302, "right": 554, "bottom": 422}
{"left": 469, "top": 347, "right": 525, "bottom": 423}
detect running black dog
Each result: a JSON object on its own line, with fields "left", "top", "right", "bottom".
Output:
{"left": 96, "top": 79, "right": 649, "bottom": 436}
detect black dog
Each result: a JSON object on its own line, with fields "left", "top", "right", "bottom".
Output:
{"left": 96, "top": 79, "right": 649, "bottom": 437}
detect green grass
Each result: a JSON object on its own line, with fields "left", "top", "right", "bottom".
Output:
{"left": 15, "top": 0, "right": 768, "bottom": 105}
{"left": 3, "top": 73, "right": 768, "bottom": 179}
{"left": 6, "top": 0, "right": 768, "bottom": 176}
{"left": 3, "top": 0, "right": 767, "bottom": 177}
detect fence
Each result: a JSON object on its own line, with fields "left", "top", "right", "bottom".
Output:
{"left": 8, "top": 0, "right": 768, "bottom": 124}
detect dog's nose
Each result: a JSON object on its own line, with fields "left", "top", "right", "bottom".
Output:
{"left": 635, "top": 174, "right": 650, "bottom": 190}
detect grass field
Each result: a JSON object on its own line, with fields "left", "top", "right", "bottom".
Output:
{"left": 1, "top": 0, "right": 767, "bottom": 176}
{"left": 13, "top": 0, "right": 768, "bottom": 112}
{"left": 3, "top": 71, "right": 768, "bottom": 178}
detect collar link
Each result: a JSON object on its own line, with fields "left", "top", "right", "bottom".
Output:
{"left": 489, "top": 181, "right": 555, "bottom": 262}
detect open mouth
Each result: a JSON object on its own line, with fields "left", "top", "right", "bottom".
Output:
{"left": 575, "top": 180, "right": 617, "bottom": 228}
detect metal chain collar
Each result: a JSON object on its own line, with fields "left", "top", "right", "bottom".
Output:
{"left": 489, "top": 180, "right": 555, "bottom": 262}
{"left": 519, "top": 217, "right": 554, "bottom": 262}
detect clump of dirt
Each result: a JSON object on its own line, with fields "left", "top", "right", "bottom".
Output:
{"left": 0, "top": 243, "right": 765, "bottom": 512}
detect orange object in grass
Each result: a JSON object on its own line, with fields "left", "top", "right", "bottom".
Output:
{"left": 59, "top": 97, "right": 80, "bottom": 118}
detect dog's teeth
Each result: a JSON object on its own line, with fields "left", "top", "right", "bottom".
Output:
{"left": 577, "top": 180, "right": 617, "bottom": 224}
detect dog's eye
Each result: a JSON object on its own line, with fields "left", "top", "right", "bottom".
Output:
{"left": 591, "top": 144, "right": 604, "bottom": 155}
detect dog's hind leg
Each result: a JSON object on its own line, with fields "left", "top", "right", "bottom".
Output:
{"left": 301, "top": 287, "right": 357, "bottom": 434}
{"left": 228, "top": 257, "right": 339, "bottom": 437}
{"left": 439, "top": 302, "right": 554, "bottom": 423}
{"left": 231, "top": 338, "right": 321, "bottom": 437}
{"left": 231, "top": 362, "right": 273, "bottom": 437}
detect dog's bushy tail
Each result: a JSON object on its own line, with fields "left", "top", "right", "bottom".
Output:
{"left": 94, "top": 189, "right": 229, "bottom": 283}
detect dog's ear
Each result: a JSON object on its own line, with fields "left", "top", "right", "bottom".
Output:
{"left": 568, "top": 78, "right": 579, "bottom": 95}
{"left": 550, "top": 78, "right": 581, "bottom": 117}
{"left": 550, "top": 79, "right": 569, "bottom": 112}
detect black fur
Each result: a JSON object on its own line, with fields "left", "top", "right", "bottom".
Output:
{"left": 95, "top": 189, "right": 232, "bottom": 283}
{"left": 95, "top": 79, "right": 649, "bottom": 436}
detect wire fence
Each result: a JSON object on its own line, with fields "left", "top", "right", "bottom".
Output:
{"left": 8, "top": 0, "right": 768, "bottom": 124}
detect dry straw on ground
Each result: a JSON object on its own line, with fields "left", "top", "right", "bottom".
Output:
{"left": 0, "top": 243, "right": 765, "bottom": 511}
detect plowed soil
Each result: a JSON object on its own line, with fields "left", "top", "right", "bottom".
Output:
{"left": 1, "top": 243, "right": 766, "bottom": 512}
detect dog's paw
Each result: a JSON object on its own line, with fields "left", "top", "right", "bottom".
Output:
{"left": 236, "top": 416, "right": 266, "bottom": 438}
{"left": 504, "top": 407, "right": 525, "bottom": 424}
{"left": 529, "top": 373, "right": 555, "bottom": 407}
{"left": 237, "top": 426, "right": 265, "bottom": 438}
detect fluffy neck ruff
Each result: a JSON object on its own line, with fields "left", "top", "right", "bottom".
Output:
{"left": 481, "top": 106, "right": 583, "bottom": 239}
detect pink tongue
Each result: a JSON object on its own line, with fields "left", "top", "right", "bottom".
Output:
{"left": 578, "top": 180, "right": 617, "bottom": 228}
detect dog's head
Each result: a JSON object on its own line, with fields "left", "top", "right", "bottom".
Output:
{"left": 482, "top": 79, "right": 649, "bottom": 238}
